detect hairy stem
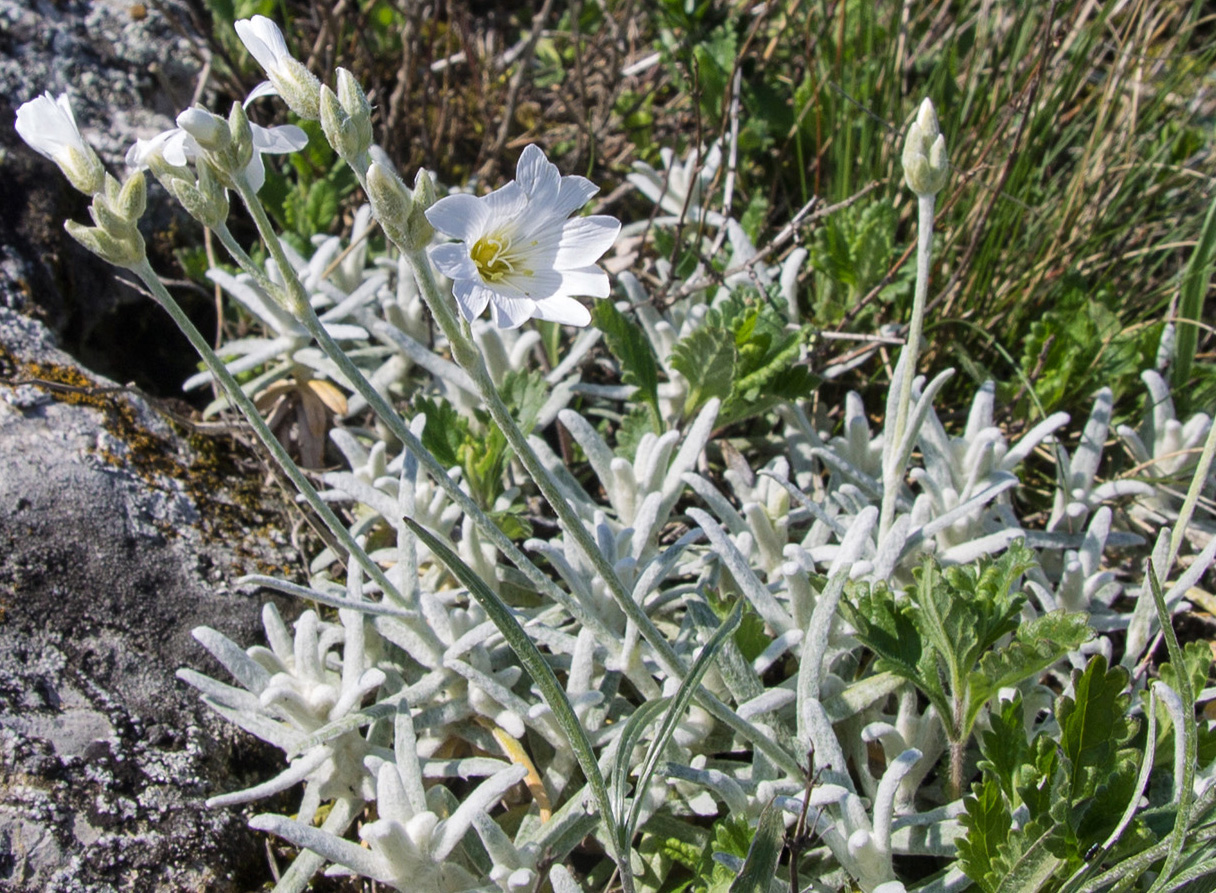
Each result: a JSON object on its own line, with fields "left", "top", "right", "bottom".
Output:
{"left": 880, "top": 192, "right": 936, "bottom": 541}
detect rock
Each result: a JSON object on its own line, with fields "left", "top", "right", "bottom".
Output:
{"left": 0, "top": 307, "right": 297, "bottom": 890}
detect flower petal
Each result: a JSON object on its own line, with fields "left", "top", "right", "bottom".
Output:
{"left": 557, "top": 266, "right": 610, "bottom": 299}
{"left": 554, "top": 216, "right": 620, "bottom": 268}
{"left": 253, "top": 123, "right": 309, "bottom": 154}
{"left": 489, "top": 294, "right": 536, "bottom": 329}
{"left": 244, "top": 81, "right": 280, "bottom": 105}
{"left": 554, "top": 175, "right": 598, "bottom": 217}
{"left": 429, "top": 243, "right": 479, "bottom": 281}
{"left": 235, "top": 16, "right": 290, "bottom": 73}
{"left": 530, "top": 295, "right": 591, "bottom": 326}
{"left": 452, "top": 278, "right": 492, "bottom": 322}
{"left": 515, "top": 144, "right": 561, "bottom": 207}
{"left": 481, "top": 181, "right": 528, "bottom": 226}
{"left": 426, "top": 194, "right": 492, "bottom": 242}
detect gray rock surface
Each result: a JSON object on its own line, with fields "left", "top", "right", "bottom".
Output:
{"left": 0, "top": 308, "right": 298, "bottom": 891}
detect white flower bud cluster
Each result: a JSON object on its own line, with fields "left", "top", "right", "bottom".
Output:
{"left": 901, "top": 98, "right": 949, "bottom": 197}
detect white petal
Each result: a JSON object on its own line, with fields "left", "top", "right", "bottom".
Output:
{"left": 235, "top": 16, "right": 290, "bottom": 73}
{"left": 426, "top": 194, "right": 491, "bottom": 242}
{"left": 429, "top": 243, "right": 478, "bottom": 280}
{"left": 530, "top": 296, "right": 591, "bottom": 326}
{"left": 161, "top": 131, "right": 198, "bottom": 167}
{"left": 515, "top": 144, "right": 561, "bottom": 206}
{"left": 452, "top": 279, "right": 492, "bottom": 322}
{"left": 15, "top": 92, "right": 83, "bottom": 160}
{"left": 253, "top": 123, "right": 309, "bottom": 154}
{"left": 243, "top": 149, "right": 267, "bottom": 192}
{"left": 481, "top": 181, "right": 528, "bottom": 225}
{"left": 553, "top": 175, "right": 598, "bottom": 216}
{"left": 554, "top": 215, "right": 620, "bottom": 267}
{"left": 508, "top": 267, "right": 562, "bottom": 301}
{"left": 558, "top": 266, "right": 610, "bottom": 298}
{"left": 489, "top": 294, "right": 536, "bottom": 329}
{"left": 244, "top": 81, "right": 280, "bottom": 105}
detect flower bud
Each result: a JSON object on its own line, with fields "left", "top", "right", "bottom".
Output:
{"left": 169, "top": 161, "right": 230, "bottom": 230}
{"left": 366, "top": 161, "right": 414, "bottom": 248}
{"left": 336, "top": 68, "right": 373, "bottom": 156}
{"left": 66, "top": 219, "right": 145, "bottom": 268}
{"left": 234, "top": 16, "right": 321, "bottom": 119}
{"left": 902, "top": 98, "right": 949, "bottom": 197}
{"left": 320, "top": 86, "right": 368, "bottom": 174}
{"left": 115, "top": 171, "right": 147, "bottom": 222}
{"left": 226, "top": 101, "right": 255, "bottom": 174}
{"left": 177, "top": 107, "right": 228, "bottom": 152}
{"left": 403, "top": 169, "right": 436, "bottom": 251}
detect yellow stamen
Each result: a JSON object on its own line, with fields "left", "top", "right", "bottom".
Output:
{"left": 470, "top": 234, "right": 514, "bottom": 283}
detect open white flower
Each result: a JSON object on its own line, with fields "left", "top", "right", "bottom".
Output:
{"left": 14, "top": 91, "right": 104, "bottom": 194}
{"left": 127, "top": 114, "right": 307, "bottom": 193}
{"left": 234, "top": 15, "right": 321, "bottom": 119}
{"left": 425, "top": 144, "right": 620, "bottom": 329}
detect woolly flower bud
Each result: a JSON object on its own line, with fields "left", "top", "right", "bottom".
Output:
{"left": 177, "top": 107, "right": 228, "bottom": 152}
{"left": 367, "top": 161, "right": 427, "bottom": 251}
{"left": 320, "top": 75, "right": 373, "bottom": 173}
{"left": 234, "top": 15, "right": 321, "bottom": 120}
{"left": 14, "top": 91, "right": 105, "bottom": 195}
{"left": 902, "top": 98, "right": 949, "bottom": 197}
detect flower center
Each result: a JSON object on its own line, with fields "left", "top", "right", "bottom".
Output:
{"left": 470, "top": 235, "right": 514, "bottom": 283}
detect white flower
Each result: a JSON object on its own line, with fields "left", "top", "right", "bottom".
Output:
{"left": 234, "top": 15, "right": 321, "bottom": 119}
{"left": 425, "top": 144, "right": 620, "bottom": 329}
{"left": 126, "top": 115, "right": 307, "bottom": 193}
{"left": 14, "top": 91, "right": 104, "bottom": 194}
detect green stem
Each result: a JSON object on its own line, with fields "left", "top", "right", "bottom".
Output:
{"left": 880, "top": 192, "right": 936, "bottom": 541}
{"left": 129, "top": 260, "right": 405, "bottom": 606}
{"left": 1167, "top": 412, "right": 1216, "bottom": 575}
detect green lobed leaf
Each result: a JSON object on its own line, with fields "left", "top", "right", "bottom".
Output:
{"left": 728, "top": 799, "right": 784, "bottom": 893}
{"left": 958, "top": 775, "right": 1015, "bottom": 893}
{"left": 592, "top": 300, "right": 661, "bottom": 424}
{"left": 1058, "top": 654, "right": 1136, "bottom": 805}
{"left": 967, "top": 610, "right": 1093, "bottom": 731}
{"left": 671, "top": 325, "right": 736, "bottom": 417}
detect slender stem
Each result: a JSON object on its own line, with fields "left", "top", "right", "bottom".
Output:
{"left": 129, "top": 260, "right": 406, "bottom": 607}
{"left": 879, "top": 192, "right": 936, "bottom": 541}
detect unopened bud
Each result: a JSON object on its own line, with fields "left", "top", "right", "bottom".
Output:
{"left": 320, "top": 86, "right": 367, "bottom": 174}
{"left": 366, "top": 161, "right": 414, "bottom": 247}
{"left": 403, "top": 169, "right": 435, "bottom": 250}
{"left": 115, "top": 172, "right": 147, "bottom": 222}
{"left": 170, "top": 161, "right": 229, "bottom": 229}
{"left": 336, "top": 69, "right": 373, "bottom": 156}
{"left": 902, "top": 98, "right": 949, "bottom": 197}
{"left": 66, "top": 219, "right": 145, "bottom": 268}
{"left": 177, "top": 107, "right": 227, "bottom": 152}
{"left": 225, "top": 102, "right": 255, "bottom": 174}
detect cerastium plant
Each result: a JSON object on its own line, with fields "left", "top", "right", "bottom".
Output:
{"left": 16, "top": 15, "right": 1216, "bottom": 893}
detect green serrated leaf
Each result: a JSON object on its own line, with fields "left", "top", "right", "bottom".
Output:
{"left": 977, "top": 694, "right": 1032, "bottom": 805}
{"left": 1058, "top": 654, "right": 1135, "bottom": 804}
{"left": 729, "top": 799, "right": 783, "bottom": 893}
{"left": 671, "top": 325, "right": 736, "bottom": 417}
{"left": 968, "top": 610, "right": 1093, "bottom": 730}
{"left": 592, "top": 300, "right": 661, "bottom": 424}
{"left": 959, "top": 775, "right": 1015, "bottom": 893}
